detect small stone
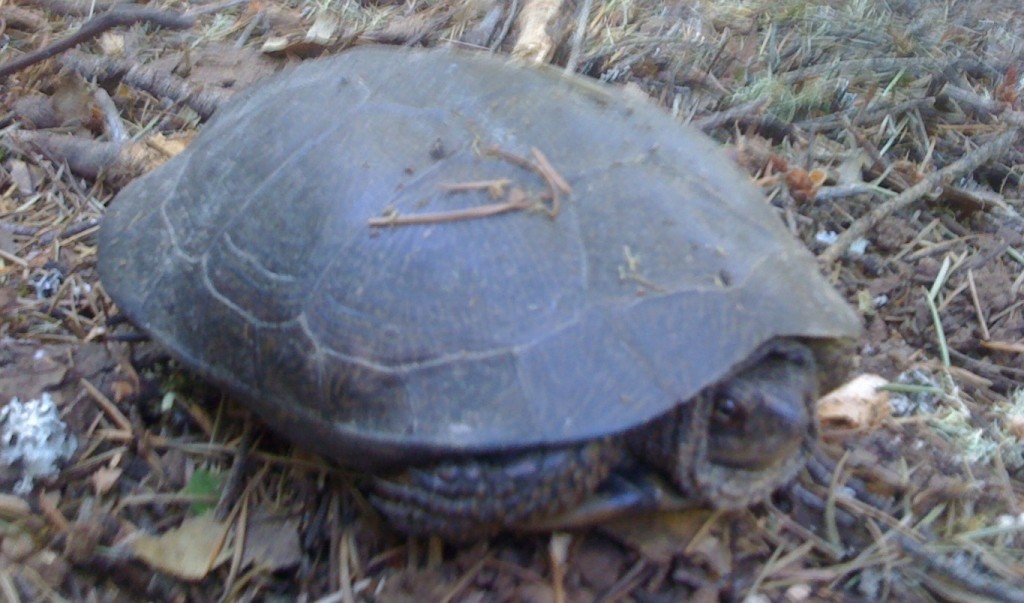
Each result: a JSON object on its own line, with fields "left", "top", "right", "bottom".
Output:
{"left": 785, "top": 583, "right": 812, "bottom": 601}
{"left": 1, "top": 530, "right": 37, "bottom": 562}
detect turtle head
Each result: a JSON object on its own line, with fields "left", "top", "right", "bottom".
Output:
{"left": 706, "top": 346, "right": 814, "bottom": 470}
{"left": 692, "top": 340, "right": 818, "bottom": 508}
{"left": 636, "top": 339, "right": 819, "bottom": 509}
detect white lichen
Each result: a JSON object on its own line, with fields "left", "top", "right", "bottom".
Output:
{"left": 848, "top": 238, "right": 870, "bottom": 256}
{"left": 815, "top": 230, "right": 838, "bottom": 245}
{"left": 0, "top": 394, "right": 78, "bottom": 494}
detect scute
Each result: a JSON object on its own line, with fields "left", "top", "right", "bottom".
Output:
{"left": 98, "top": 46, "right": 860, "bottom": 468}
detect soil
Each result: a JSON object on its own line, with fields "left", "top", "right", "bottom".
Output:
{"left": 2, "top": 1, "right": 1024, "bottom": 601}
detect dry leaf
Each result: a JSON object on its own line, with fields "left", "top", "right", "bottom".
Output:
{"left": 129, "top": 512, "right": 230, "bottom": 580}
{"left": 10, "top": 160, "right": 37, "bottom": 195}
{"left": 995, "top": 64, "right": 1020, "bottom": 104}
{"left": 305, "top": 11, "right": 338, "bottom": 45}
{"left": 0, "top": 345, "right": 69, "bottom": 404}
{"left": 817, "top": 374, "right": 890, "bottom": 430}
{"left": 241, "top": 506, "right": 302, "bottom": 571}
{"left": 51, "top": 73, "right": 98, "bottom": 130}
{"left": 688, "top": 534, "right": 732, "bottom": 577}
{"left": 601, "top": 509, "right": 719, "bottom": 563}
{"left": 786, "top": 166, "right": 828, "bottom": 203}
{"left": 835, "top": 152, "right": 868, "bottom": 184}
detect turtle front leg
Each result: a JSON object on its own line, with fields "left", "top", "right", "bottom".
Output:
{"left": 371, "top": 440, "right": 620, "bottom": 540}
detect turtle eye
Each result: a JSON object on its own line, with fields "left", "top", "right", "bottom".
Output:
{"left": 712, "top": 398, "right": 743, "bottom": 427}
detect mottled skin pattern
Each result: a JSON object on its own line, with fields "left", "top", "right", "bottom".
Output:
{"left": 372, "top": 340, "right": 818, "bottom": 540}
{"left": 372, "top": 440, "right": 620, "bottom": 538}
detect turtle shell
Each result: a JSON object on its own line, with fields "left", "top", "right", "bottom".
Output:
{"left": 98, "top": 46, "right": 861, "bottom": 471}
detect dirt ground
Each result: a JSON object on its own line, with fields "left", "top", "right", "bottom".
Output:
{"left": 2, "top": 0, "right": 1024, "bottom": 601}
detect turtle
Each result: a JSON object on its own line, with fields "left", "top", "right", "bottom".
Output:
{"left": 98, "top": 46, "right": 861, "bottom": 540}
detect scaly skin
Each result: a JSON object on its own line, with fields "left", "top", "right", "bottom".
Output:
{"left": 371, "top": 340, "right": 819, "bottom": 540}
{"left": 372, "top": 439, "right": 620, "bottom": 539}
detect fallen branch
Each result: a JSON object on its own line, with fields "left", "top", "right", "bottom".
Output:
{"left": 11, "top": 94, "right": 63, "bottom": 128}
{"left": 0, "top": 5, "right": 50, "bottom": 32}
{"left": 692, "top": 99, "right": 768, "bottom": 132}
{"left": 512, "top": 0, "right": 563, "bottom": 63}
{"left": 29, "top": 0, "right": 132, "bottom": 18}
{"left": 94, "top": 87, "right": 128, "bottom": 143}
{"left": 14, "top": 130, "right": 150, "bottom": 182}
{"left": 0, "top": 6, "right": 194, "bottom": 81}
{"left": 896, "top": 534, "right": 1024, "bottom": 602}
{"left": 60, "top": 50, "right": 227, "bottom": 119}
{"left": 819, "top": 125, "right": 1023, "bottom": 264}
{"left": 942, "top": 84, "right": 1024, "bottom": 127}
